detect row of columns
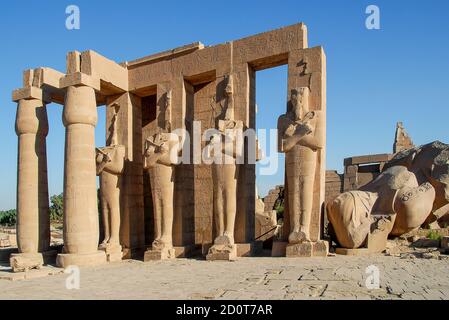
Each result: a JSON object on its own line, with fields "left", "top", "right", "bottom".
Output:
{"left": 12, "top": 79, "right": 105, "bottom": 270}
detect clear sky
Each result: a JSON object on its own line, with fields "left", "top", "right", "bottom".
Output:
{"left": 1, "top": 0, "right": 448, "bottom": 209}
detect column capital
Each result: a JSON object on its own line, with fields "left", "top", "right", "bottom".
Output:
{"left": 12, "top": 87, "right": 51, "bottom": 103}
{"left": 15, "top": 98, "right": 49, "bottom": 136}
{"left": 63, "top": 85, "right": 97, "bottom": 127}
{"left": 60, "top": 72, "right": 101, "bottom": 91}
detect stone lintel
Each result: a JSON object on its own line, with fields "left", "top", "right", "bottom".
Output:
{"left": 59, "top": 72, "right": 101, "bottom": 91}
{"left": 344, "top": 153, "right": 392, "bottom": 166}
{"left": 12, "top": 87, "right": 50, "bottom": 103}
{"left": 126, "top": 42, "right": 205, "bottom": 68}
{"left": 81, "top": 50, "right": 128, "bottom": 93}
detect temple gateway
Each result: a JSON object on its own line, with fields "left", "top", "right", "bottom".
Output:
{"left": 11, "top": 22, "right": 328, "bottom": 271}
{"left": 12, "top": 22, "right": 446, "bottom": 273}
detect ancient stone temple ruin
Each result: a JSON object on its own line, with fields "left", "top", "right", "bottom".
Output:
{"left": 10, "top": 23, "right": 328, "bottom": 271}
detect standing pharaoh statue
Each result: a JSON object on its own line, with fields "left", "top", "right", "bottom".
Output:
{"left": 206, "top": 75, "right": 244, "bottom": 261}
{"left": 277, "top": 87, "right": 325, "bottom": 253}
{"left": 96, "top": 103, "right": 126, "bottom": 262}
{"left": 143, "top": 90, "right": 180, "bottom": 260}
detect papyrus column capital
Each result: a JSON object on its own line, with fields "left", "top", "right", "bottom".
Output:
{"left": 15, "top": 98, "right": 49, "bottom": 137}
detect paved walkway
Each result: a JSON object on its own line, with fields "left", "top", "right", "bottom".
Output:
{"left": 0, "top": 254, "right": 448, "bottom": 300}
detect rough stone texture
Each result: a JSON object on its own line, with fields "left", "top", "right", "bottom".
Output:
{"left": 441, "top": 236, "right": 449, "bottom": 253}
{"left": 206, "top": 244, "right": 237, "bottom": 261}
{"left": 144, "top": 248, "right": 175, "bottom": 261}
{"left": 393, "top": 122, "right": 414, "bottom": 153}
{"left": 255, "top": 192, "right": 278, "bottom": 241}
{"left": 325, "top": 171, "right": 343, "bottom": 203}
{"left": 286, "top": 241, "right": 328, "bottom": 257}
{"left": 1, "top": 256, "right": 448, "bottom": 299}
{"left": 9, "top": 253, "right": 43, "bottom": 273}
{"left": 263, "top": 185, "right": 284, "bottom": 212}
{"left": 328, "top": 141, "right": 449, "bottom": 254}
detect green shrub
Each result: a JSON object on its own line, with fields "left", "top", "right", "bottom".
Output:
{"left": 0, "top": 209, "right": 17, "bottom": 226}
{"left": 427, "top": 230, "right": 442, "bottom": 241}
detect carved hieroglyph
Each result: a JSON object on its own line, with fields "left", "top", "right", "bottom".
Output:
{"left": 278, "top": 85, "right": 327, "bottom": 257}
{"left": 96, "top": 104, "right": 125, "bottom": 262}
{"left": 328, "top": 141, "right": 449, "bottom": 254}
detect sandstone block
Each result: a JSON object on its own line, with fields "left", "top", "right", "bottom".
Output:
{"left": 206, "top": 244, "right": 236, "bottom": 261}
{"left": 271, "top": 241, "right": 288, "bottom": 257}
{"left": 144, "top": 248, "right": 175, "bottom": 261}
{"left": 10, "top": 253, "right": 43, "bottom": 273}
{"left": 441, "top": 236, "right": 449, "bottom": 252}
{"left": 56, "top": 251, "right": 107, "bottom": 268}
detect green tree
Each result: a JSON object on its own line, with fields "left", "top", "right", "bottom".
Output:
{"left": 49, "top": 193, "right": 64, "bottom": 222}
{"left": 0, "top": 209, "right": 17, "bottom": 226}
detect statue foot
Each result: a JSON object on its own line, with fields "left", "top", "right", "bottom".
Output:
{"left": 214, "top": 233, "right": 234, "bottom": 246}
{"left": 152, "top": 238, "right": 173, "bottom": 251}
{"left": 99, "top": 239, "right": 109, "bottom": 249}
{"left": 288, "top": 231, "right": 310, "bottom": 244}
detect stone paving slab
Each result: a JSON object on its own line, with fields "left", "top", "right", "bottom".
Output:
{"left": 0, "top": 255, "right": 447, "bottom": 300}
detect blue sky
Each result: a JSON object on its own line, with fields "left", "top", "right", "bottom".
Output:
{"left": 1, "top": 0, "right": 448, "bottom": 209}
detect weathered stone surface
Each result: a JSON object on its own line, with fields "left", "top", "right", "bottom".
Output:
{"left": 2, "top": 255, "right": 448, "bottom": 299}
{"left": 56, "top": 251, "right": 107, "bottom": 268}
{"left": 271, "top": 241, "right": 288, "bottom": 257}
{"left": 144, "top": 248, "right": 175, "bottom": 261}
{"left": 328, "top": 141, "right": 449, "bottom": 254}
{"left": 412, "top": 238, "right": 440, "bottom": 248}
{"left": 393, "top": 122, "right": 414, "bottom": 153}
{"left": 206, "top": 244, "right": 237, "bottom": 261}
{"left": 286, "top": 241, "right": 328, "bottom": 257}
{"left": 440, "top": 236, "right": 449, "bottom": 252}
{"left": 9, "top": 253, "right": 43, "bottom": 273}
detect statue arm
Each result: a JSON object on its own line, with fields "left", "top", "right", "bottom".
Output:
{"left": 279, "top": 123, "right": 313, "bottom": 153}
{"left": 96, "top": 151, "right": 111, "bottom": 175}
{"left": 298, "top": 112, "right": 325, "bottom": 151}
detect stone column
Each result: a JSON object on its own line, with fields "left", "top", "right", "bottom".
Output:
{"left": 56, "top": 83, "right": 106, "bottom": 267}
{"left": 10, "top": 94, "right": 51, "bottom": 272}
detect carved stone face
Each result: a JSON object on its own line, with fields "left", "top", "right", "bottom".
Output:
{"left": 290, "top": 87, "right": 309, "bottom": 120}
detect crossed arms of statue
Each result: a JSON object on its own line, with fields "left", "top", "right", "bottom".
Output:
{"left": 143, "top": 133, "right": 182, "bottom": 169}
{"left": 278, "top": 110, "right": 325, "bottom": 153}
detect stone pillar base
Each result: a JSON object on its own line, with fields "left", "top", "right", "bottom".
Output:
{"left": 202, "top": 243, "right": 261, "bottom": 258}
{"left": 56, "top": 251, "right": 107, "bottom": 268}
{"left": 122, "top": 247, "right": 145, "bottom": 260}
{"left": 335, "top": 248, "right": 372, "bottom": 256}
{"left": 144, "top": 248, "right": 175, "bottom": 261}
{"left": 206, "top": 244, "right": 237, "bottom": 261}
{"left": 99, "top": 245, "right": 123, "bottom": 262}
{"left": 235, "top": 242, "right": 263, "bottom": 257}
{"left": 174, "top": 245, "right": 199, "bottom": 258}
{"left": 10, "top": 253, "right": 43, "bottom": 272}
{"left": 271, "top": 241, "right": 288, "bottom": 257}
{"left": 286, "top": 240, "right": 329, "bottom": 257}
